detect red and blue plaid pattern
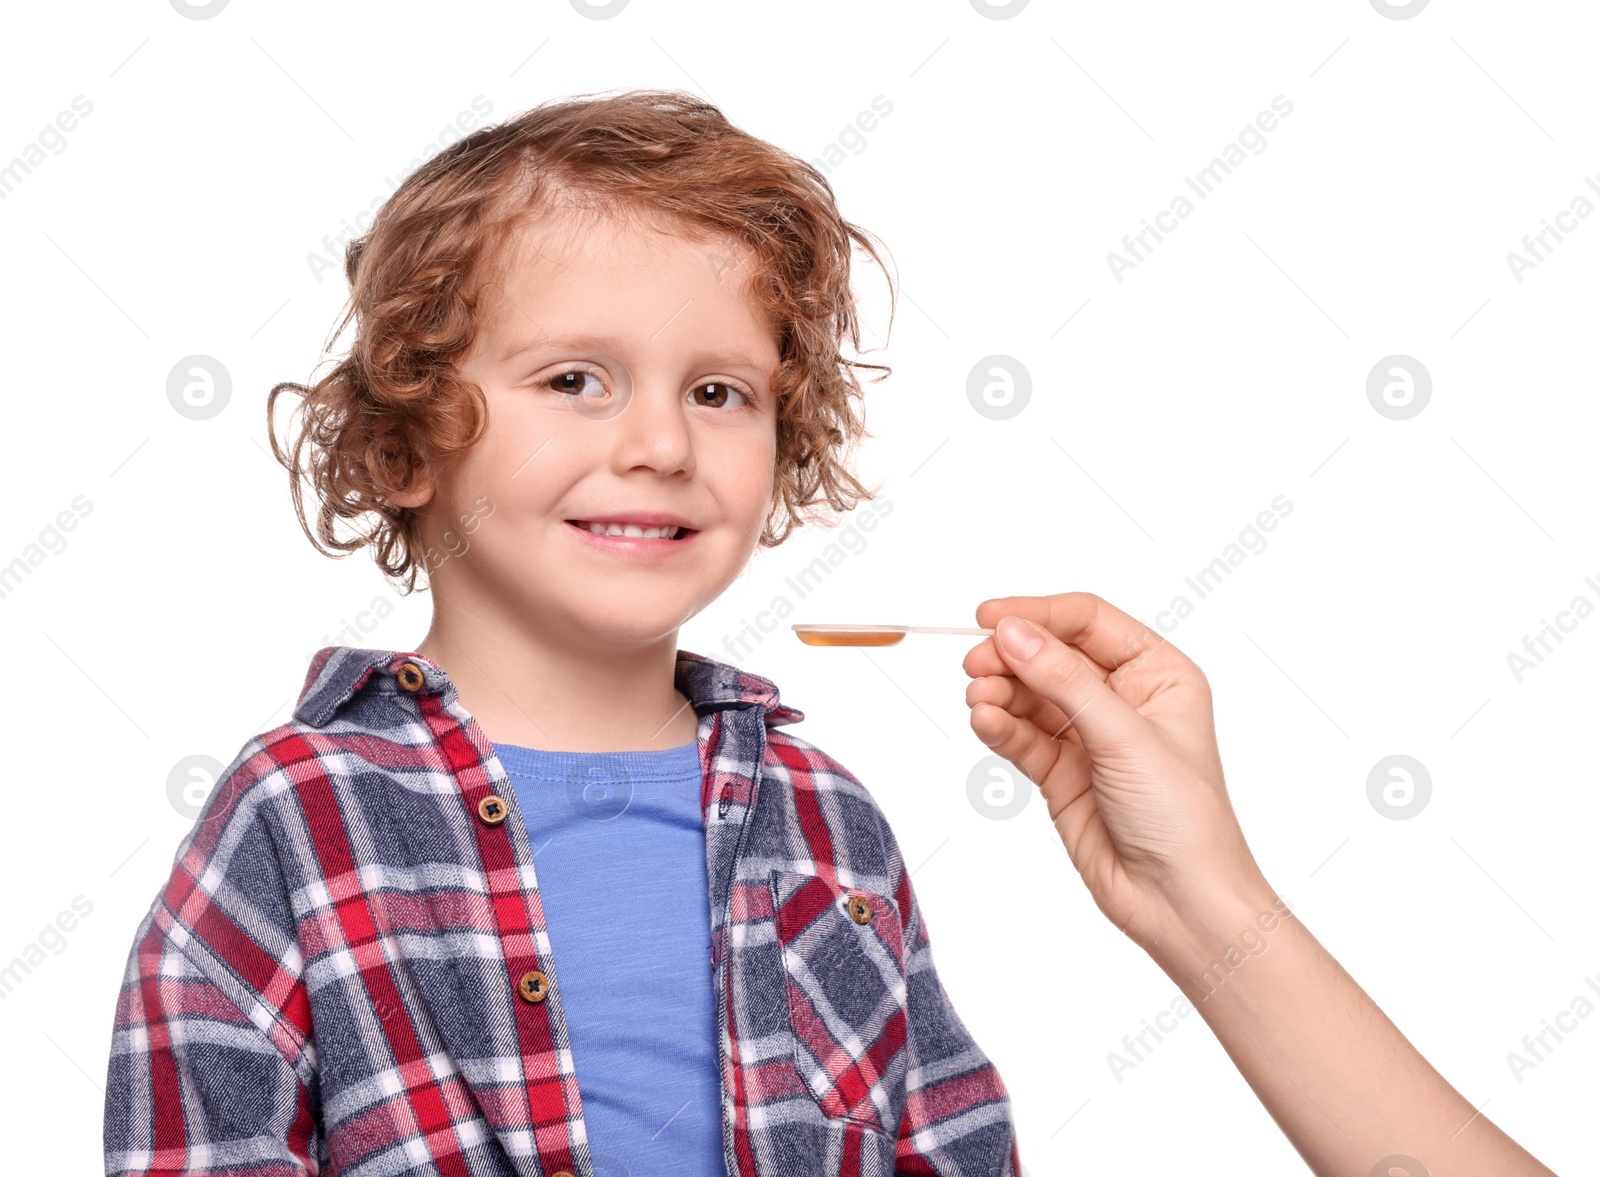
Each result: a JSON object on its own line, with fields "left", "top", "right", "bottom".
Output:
{"left": 104, "top": 646, "right": 1021, "bottom": 1176}
{"left": 771, "top": 870, "right": 909, "bottom": 1136}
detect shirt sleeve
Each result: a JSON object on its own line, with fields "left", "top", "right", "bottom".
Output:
{"left": 103, "top": 751, "right": 320, "bottom": 1176}
{"left": 889, "top": 844, "right": 1023, "bottom": 1177}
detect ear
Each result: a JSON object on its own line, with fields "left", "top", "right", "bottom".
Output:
{"left": 387, "top": 479, "right": 435, "bottom": 510}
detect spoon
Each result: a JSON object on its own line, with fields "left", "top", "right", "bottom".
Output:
{"left": 792, "top": 624, "right": 996, "bottom": 647}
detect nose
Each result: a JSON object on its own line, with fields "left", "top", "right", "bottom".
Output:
{"left": 608, "top": 376, "right": 695, "bottom": 479}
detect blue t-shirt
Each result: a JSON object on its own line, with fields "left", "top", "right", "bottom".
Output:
{"left": 489, "top": 739, "right": 723, "bottom": 1177}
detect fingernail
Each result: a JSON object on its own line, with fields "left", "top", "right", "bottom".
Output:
{"left": 998, "top": 617, "right": 1042, "bottom": 660}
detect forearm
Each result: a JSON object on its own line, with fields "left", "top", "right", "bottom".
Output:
{"left": 1146, "top": 872, "right": 1557, "bottom": 1177}
{"left": 966, "top": 596, "right": 1558, "bottom": 1171}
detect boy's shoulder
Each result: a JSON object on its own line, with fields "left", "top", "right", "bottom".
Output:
{"left": 752, "top": 708, "right": 911, "bottom": 884}
{"left": 169, "top": 648, "right": 426, "bottom": 854}
{"left": 762, "top": 725, "right": 873, "bottom": 801}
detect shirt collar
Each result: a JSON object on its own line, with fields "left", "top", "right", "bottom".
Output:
{"left": 292, "top": 645, "right": 805, "bottom": 730}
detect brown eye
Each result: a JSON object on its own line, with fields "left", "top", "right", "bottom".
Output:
{"left": 548, "top": 369, "right": 608, "bottom": 401}
{"left": 689, "top": 381, "right": 747, "bottom": 409}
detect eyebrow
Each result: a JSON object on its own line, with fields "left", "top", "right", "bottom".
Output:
{"left": 497, "top": 334, "right": 774, "bottom": 377}
{"left": 494, "top": 333, "right": 618, "bottom": 364}
{"left": 692, "top": 348, "right": 773, "bottom": 375}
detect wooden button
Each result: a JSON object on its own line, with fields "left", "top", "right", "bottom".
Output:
{"left": 847, "top": 894, "right": 873, "bottom": 924}
{"left": 516, "top": 969, "right": 548, "bottom": 1003}
{"left": 551, "top": 1172, "right": 575, "bottom": 1177}
{"left": 477, "top": 795, "right": 508, "bottom": 826}
{"left": 396, "top": 661, "right": 425, "bottom": 692}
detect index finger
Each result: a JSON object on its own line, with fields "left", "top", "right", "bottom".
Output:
{"left": 962, "top": 635, "right": 1112, "bottom": 685}
{"left": 973, "top": 591, "right": 1168, "bottom": 676}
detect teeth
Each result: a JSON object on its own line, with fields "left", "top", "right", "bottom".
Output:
{"left": 580, "top": 520, "right": 681, "bottom": 539}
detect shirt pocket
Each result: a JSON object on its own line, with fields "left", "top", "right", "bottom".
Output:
{"left": 769, "top": 869, "right": 910, "bottom": 1137}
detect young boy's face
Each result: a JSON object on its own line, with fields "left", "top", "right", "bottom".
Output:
{"left": 400, "top": 206, "right": 781, "bottom": 651}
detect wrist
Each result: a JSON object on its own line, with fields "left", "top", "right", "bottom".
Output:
{"left": 1140, "top": 862, "right": 1295, "bottom": 999}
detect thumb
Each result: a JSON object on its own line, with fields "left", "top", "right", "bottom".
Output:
{"left": 993, "top": 615, "right": 1144, "bottom": 752}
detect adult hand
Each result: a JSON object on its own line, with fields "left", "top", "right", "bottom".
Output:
{"left": 962, "top": 591, "right": 1263, "bottom": 951}
{"left": 963, "top": 590, "right": 1558, "bottom": 1177}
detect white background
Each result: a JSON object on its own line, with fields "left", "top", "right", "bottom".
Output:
{"left": 1, "top": 1, "right": 1596, "bottom": 1173}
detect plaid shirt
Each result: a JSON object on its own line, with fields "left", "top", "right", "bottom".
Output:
{"left": 104, "top": 646, "right": 1021, "bottom": 1177}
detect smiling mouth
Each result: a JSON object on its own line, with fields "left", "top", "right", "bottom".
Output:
{"left": 565, "top": 519, "right": 694, "bottom": 540}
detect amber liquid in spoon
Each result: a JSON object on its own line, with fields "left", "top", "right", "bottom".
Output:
{"left": 795, "top": 629, "right": 909, "bottom": 647}
{"left": 791, "top": 624, "right": 994, "bottom": 647}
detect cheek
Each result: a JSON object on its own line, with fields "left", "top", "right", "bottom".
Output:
{"left": 761, "top": 432, "right": 779, "bottom": 487}
{"left": 478, "top": 394, "right": 579, "bottom": 502}
{"left": 748, "top": 430, "right": 780, "bottom": 510}
{"left": 703, "top": 427, "right": 777, "bottom": 530}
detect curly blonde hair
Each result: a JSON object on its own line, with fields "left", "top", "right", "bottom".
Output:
{"left": 269, "top": 88, "right": 894, "bottom": 593}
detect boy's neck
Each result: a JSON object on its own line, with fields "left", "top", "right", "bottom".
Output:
{"left": 409, "top": 619, "right": 700, "bottom": 754}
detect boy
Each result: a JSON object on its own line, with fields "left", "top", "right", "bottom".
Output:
{"left": 104, "top": 89, "right": 1020, "bottom": 1177}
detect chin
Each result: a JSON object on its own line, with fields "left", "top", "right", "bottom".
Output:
{"left": 564, "top": 606, "right": 697, "bottom": 648}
